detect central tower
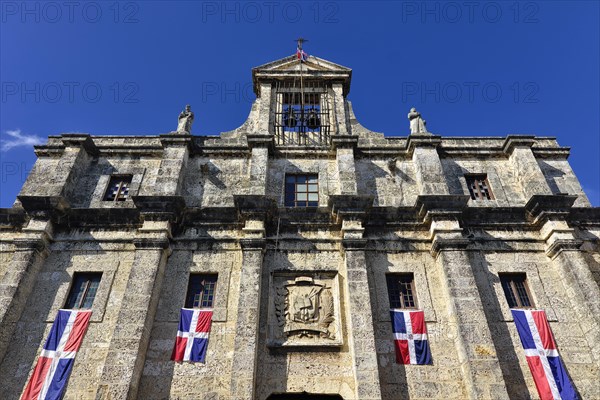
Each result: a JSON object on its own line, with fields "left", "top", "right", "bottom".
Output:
{"left": 251, "top": 52, "right": 352, "bottom": 146}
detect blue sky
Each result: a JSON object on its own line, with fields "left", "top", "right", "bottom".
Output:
{"left": 1, "top": 1, "right": 599, "bottom": 207}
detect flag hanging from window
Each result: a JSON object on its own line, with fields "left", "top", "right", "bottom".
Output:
{"left": 390, "top": 309, "right": 432, "bottom": 365}
{"left": 21, "top": 309, "right": 92, "bottom": 400}
{"left": 511, "top": 309, "right": 578, "bottom": 400}
{"left": 296, "top": 46, "right": 308, "bottom": 62}
{"left": 171, "top": 308, "right": 213, "bottom": 363}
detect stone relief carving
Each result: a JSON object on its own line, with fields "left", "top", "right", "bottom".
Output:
{"left": 269, "top": 272, "right": 342, "bottom": 347}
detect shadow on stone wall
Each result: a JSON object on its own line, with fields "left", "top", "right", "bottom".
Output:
{"left": 371, "top": 255, "right": 410, "bottom": 399}
{"left": 468, "top": 249, "right": 530, "bottom": 399}
{"left": 0, "top": 248, "right": 98, "bottom": 398}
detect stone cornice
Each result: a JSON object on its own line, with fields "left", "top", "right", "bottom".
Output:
{"left": 331, "top": 135, "right": 359, "bottom": 150}
{"left": 414, "top": 195, "right": 470, "bottom": 225}
{"left": 545, "top": 238, "right": 584, "bottom": 259}
{"left": 502, "top": 135, "right": 536, "bottom": 155}
{"left": 405, "top": 134, "right": 442, "bottom": 157}
{"left": 525, "top": 194, "right": 577, "bottom": 225}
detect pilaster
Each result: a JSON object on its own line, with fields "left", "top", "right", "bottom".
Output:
{"left": 18, "top": 134, "right": 97, "bottom": 213}
{"left": 0, "top": 217, "right": 52, "bottom": 364}
{"left": 407, "top": 135, "right": 448, "bottom": 195}
{"left": 247, "top": 134, "right": 273, "bottom": 196}
{"left": 503, "top": 136, "right": 553, "bottom": 200}
{"left": 96, "top": 219, "right": 171, "bottom": 400}
{"left": 332, "top": 135, "right": 358, "bottom": 196}
{"left": 230, "top": 215, "right": 266, "bottom": 399}
{"left": 332, "top": 83, "right": 349, "bottom": 135}
{"left": 423, "top": 196, "right": 509, "bottom": 400}
{"left": 528, "top": 195, "right": 600, "bottom": 362}
{"left": 333, "top": 196, "right": 381, "bottom": 399}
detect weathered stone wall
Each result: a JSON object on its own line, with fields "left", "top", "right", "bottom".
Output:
{"left": 255, "top": 248, "right": 356, "bottom": 400}
{"left": 0, "top": 58, "right": 598, "bottom": 400}
{"left": 0, "top": 242, "right": 135, "bottom": 399}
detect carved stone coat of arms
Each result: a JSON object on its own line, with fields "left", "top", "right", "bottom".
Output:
{"left": 268, "top": 272, "right": 342, "bottom": 347}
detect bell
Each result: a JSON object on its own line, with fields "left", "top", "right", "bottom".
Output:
{"left": 306, "top": 109, "right": 320, "bottom": 130}
{"left": 284, "top": 107, "right": 297, "bottom": 128}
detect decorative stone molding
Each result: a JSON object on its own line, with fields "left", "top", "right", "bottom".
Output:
{"left": 60, "top": 134, "right": 99, "bottom": 156}
{"left": 414, "top": 194, "right": 469, "bottom": 225}
{"left": 501, "top": 135, "right": 536, "bottom": 155}
{"left": 545, "top": 238, "right": 584, "bottom": 259}
{"left": 525, "top": 194, "right": 577, "bottom": 225}
{"left": 267, "top": 271, "right": 343, "bottom": 347}
{"left": 331, "top": 135, "right": 358, "bottom": 150}
{"left": 405, "top": 133, "right": 442, "bottom": 157}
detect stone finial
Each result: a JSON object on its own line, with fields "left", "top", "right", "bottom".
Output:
{"left": 408, "top": 107, "right": 429, "bottom": 134}
{"left": 176, "top": 104, "right": 194, "bottom": 134}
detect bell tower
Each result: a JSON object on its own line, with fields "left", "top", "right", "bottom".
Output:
{"left": 251, "top": 43, "right": 352, "bottom": 146}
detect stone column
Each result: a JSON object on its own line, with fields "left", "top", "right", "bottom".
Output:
{"left": 96, "top": 220, "right": 171, "bottom": 400}
{"left": 407, "top": 135, "right": 449, "bottom": 196}
{"left": 18, "top": 134, "right": 97, "bottom": 212}
{"left": 503, "top": 136, "right": 553, "bottom": 199}
{"left": 420, "top": 196, "right": 509, "bottom": 400}
{"left": 332, "top": 136, "right": 359, "bottom": 196}
{"left": 341, "top": 218, "right": 382, "bottom": 400}
{"left": 0, "top": 218, "right": 52, "bottom": 364}
{"left": 256, "top": 82, "right": 273, "bottom": 134}
{"left": 229, "top": 218, "right": 266, "bottom": 400}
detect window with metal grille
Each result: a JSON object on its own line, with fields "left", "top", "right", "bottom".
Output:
{"left": 65, "top": 272, "right": 102, "bottom": 309}
{"left": 273, "top": 81, "right": 331, "bottom": 146}
{"left": 285, "top": 174, "right": 318, "bottom": 207}
{"left": 103, "top": 175, "right": 132, "bottom": 201}
{"left": 185, "top": 274, "right": 217, "bottom": 308}
{"left": 500, "top": 273, "right": 534, "bottom": 308}
{"left": 387, "top": 274, "right": 417, "bottom": 309}
{"left": 466, "top": 174, "right": 494, "bottom": 200}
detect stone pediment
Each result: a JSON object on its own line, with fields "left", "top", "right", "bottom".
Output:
{"left": 252, "top": 55, "right": 352, "bottom": 95}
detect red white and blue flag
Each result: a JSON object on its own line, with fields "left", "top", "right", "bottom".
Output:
{"left": 511, "top": 309, "right": 578, "bottom": 400}
{"left": 390, "top": 309, "right": 432, "bottom": 365}
{"left": 21, "top": 309, "right": 92, "bottom": 400}
{"left": 171, "top": 308, "right": 213, "bottom": 363}
{"left": 296, "top": 46, "right": 308, "bottom": 62}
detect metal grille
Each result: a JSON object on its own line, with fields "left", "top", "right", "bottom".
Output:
{"left": 65, "top": 272, "right": 102, "bottom": 309}
{"left": 387, "top": 274, "right": 417, "bottom": 309}
{"left": 274, "top": 81, "right": 331, "bottom": 146}
{"left": 500, "top": 273, "right": 533, "bottom": 308}
{"left": 104, "top": 175, "right": 132, "bottom": 201}
{"left": 186, "top": 275, "right": 217, "bottom": 308}
{"left": 285, "top": 174, "right": 318, "bottom": 207}
{"left": 466, "top": 174, "right": 493, "bottom": 200}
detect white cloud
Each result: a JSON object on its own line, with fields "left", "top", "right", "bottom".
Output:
{"left": 0, "top": 129, "right": 44, "bottom": 152}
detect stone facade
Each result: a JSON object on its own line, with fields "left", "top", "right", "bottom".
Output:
{"left": 0, "top": 55, "right": 599, "bottom": 400}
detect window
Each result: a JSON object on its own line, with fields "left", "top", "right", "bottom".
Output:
{"left": 285, "top": 174, "right": 318, "bottom": 207}
{"left": 273, "top": 81, "right": 332, "bottom": 146}
{"left": 185, "top": 274, "right": 217, "bottom": 308}
{"left": 500, "top": 273, "right": 533, "bottom": 308}
{"left": 65, "top": 272, "right": 102, "bottom": 309}
{"left": 103, "top": 175, "right": 132, "bottom": 201}
{"left": 466, "top": 174, "right": 494, "bottom": 200}
{"left": 387, "top": 274, "right": 417, "bottom": 309}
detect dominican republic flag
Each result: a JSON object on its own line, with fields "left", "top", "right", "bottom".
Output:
{"left": 296, "top": 46, "right": 308, "bottom": 62}
{"left": 511, "top": 309, "right": 578, "bottom": 400}
{"left": 171, "top": 308, "right": 213, "bottom": 362}
{"left": 390, "top": 309, "right": 432, "bottom": 365}
{"left": 21, "top": 309, "right": 92, "bottom": 400}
